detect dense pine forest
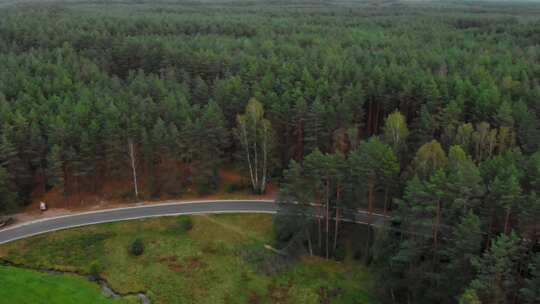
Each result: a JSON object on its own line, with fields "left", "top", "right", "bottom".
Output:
{"left": 0, "top": 0, "right": 540, "bottom": 303}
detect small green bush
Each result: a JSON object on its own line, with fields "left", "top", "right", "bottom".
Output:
{"left": 194, "top": 173, "right": 218, "bottom": 195}
{"left": 179, "top": 217, "right": 193, "bottom": 232}
{"left": 334, "top": 246, "right": 346, "bottom": 261}
{"left": 88, "top": 260, "right": 103, "bottom": 278}
{"left": 130, "top": 238, "right": 144, "bottom": 256}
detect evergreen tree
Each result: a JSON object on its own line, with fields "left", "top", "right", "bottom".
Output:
{"left": 447, "top": 145, "right": 484, "bottom": 215}
{"left": 46, "top": 144, "right": 64, "bottom": 191}
{"left": 0, "top": 166, "right": 17, "bottom": 214}
{"left": 521, "top": 253, "right": 540, "bottom": 304}
{"left": 443, "top": 212, "right": 483, "bottom": 298}
{"left": 470, "top": 233, "right": 522, "bottom": 304}
{"left": 495, "top": 100, "right": 514, "bottom": 128}
{"left": 304, "top": 97, "right": 327, "bottom": 153}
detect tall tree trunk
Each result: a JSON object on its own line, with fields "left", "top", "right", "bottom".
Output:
{"left": 261, "top": 124, "right": 268, "bottom": 194}
{"left": 374, "top": 102, "right": 381, "bottom": 133}
{"left": 39, "top": 164, "right": 46, "bottom": 194}
{"left": 486, "top": 211, "right": 494, "bottom": 248}
{"left": 241, "top": 124, "right": 256, "bottom": 191}
{"left": 333, "top": 186, "right": 341, "bottom": 252}
{"left": 433, "top": 199, "right": 441, "bottom": 253}
{"left": 62, "top": 163, "right": 68, "bottom": 207}
{"left": 128, "top": 139, "right": 139, "bottom": 201}
{"left": 325, "top": 178, "right": 330, "bottom": 259}
{"left": 504, "top": 208, "right": 511, "bottom": 235}
{"left": 365, "top": 180, "right": 375, "bottom": 260}
{"left": 296, "top": 120, "right": 304, "bottom": 161}
{"left": 253, "top": 127, "right": 259, "bottom": 193}
{"left": 383, "top": 187, "right": 389, "bottom": 216}
{"left": 368, "top": 180, "right": 374, "bottom": 225}
{"left": 334, "top": 207, "right": 340, "bottom": 252}
{"left": 367, "top": 101, "right": 373, "bottom": 136}
{"left": 316, "top": 194, "right": 322, "bottom": 253}
{"left": 306, "top": 227, "right": 313, "bottom": 256}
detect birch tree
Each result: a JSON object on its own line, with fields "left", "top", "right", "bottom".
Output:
{"left": 236, "top": 98, "right": 273, "bottom": 194}
{"left": 382, "top": 111, "right": 409, "bottom": 155}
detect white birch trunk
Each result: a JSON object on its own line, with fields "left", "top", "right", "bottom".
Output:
{"left": 253, "top": 114, "right": 259, "bottom": 192}
{"left": 241, "top": 123, "right": 256, "bottom": 191}
{"left": 261, "top": 122, "right": 268, "bottom": 194}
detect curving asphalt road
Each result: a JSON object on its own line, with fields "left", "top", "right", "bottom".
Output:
{"left": 0, "top": 200, "right": 388, "bottom": 245}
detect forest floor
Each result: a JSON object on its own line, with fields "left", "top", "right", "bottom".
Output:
{"left": 0, "top": 214, "right": 376, "bottom": 304}
{"left": 15, "top": 168, "right": 277, "bottom": 225}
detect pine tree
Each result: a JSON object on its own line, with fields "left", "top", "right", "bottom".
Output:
{"left": 292, "top": 97, "right": 308, "bottom": 160}
{"left": 514, "top": 101, "right": 540, "bottom": 154}
{"left": 46, "top": 144, "right": 64, "bottom": 191}
{"left": 443, "top": 212, "right": 483, "bottom": 297}
{"left": 470, "top": 232, "right": 522, "bottom": 304}
{"left": 192, "top": 76, "right": 209, "bottom": 105}
{"left": 350, "top": 137, "right": 399, "bottom": 257}
{"left": 519, "top": 192, "right": 540, "bottom": 244}
{"left": 304, "top": 97, "right": 326, "bottom": 154}
{"left": 447, "top": 146, "right": 484, "bottom": 215}
{"left": 151, "top": 118, "right": 169, "bottom": 160}
{"left": 0, "top": 166, "right": 17, "bottom": 214}
{"left": 489, "top": 163, "right": 522, "bottom": 235}
{"left": 521, "top": 253, "right": 540, "bottom": 304}
{"left": 527, "top": 150, "right": 540, "bottom": 192}
{"left": 495, "top": 100, "right": 514, "bottom": 128}
{"left": 199, "top": 101, "right": 228, "bottom": 165}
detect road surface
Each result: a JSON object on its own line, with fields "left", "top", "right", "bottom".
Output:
{"left": 0, "top": 200, "right": 388, "bottom": 245}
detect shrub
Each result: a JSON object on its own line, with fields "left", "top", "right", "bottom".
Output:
{"left": 88, "top": 260, "right": 103, "bottom": 278}
{"left": 179, "top": 217, "right": 193, "bottom": 232}
{"left": 333, "top": 246, "right": 346, "bottom": 261}
{"left": 202, "top": 240, "right": 228, "bottom": 254}
{"left": 163, "top": 173, "right": 184, "bottom": 197}
{"left": 130, "top": 238, "right": 144, "bottom": 256}
{"left": 240, "top": 247, "right": 292, "bottom": 275}
{"left": 224, "top": 182, "right": 243, "bottom": 193}
{"left": 194, "top": 173, "right": 218, "bottom": 195}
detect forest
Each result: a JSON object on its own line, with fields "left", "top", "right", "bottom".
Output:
{"left": 0, "top": 0, "right": 539, "bottom": 303}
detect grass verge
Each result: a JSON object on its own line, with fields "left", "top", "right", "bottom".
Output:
{"left": 0, "top": 266, "right": 137, "bottom": 304}
{"left": 0, "top": 214, "right": 377, "bottom": 304}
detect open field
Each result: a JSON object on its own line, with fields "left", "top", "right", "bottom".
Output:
{"left": 0, "top": 266, "right": 137, "bottom": 304}
{"left": 0, "top": 214, "right": 376, "bottom": 303}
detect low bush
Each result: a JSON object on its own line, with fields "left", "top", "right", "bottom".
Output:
{"left": 88, "top": 260, "right": 103, "bottom": 278}
{"left": 130, "top": 238, "right": 144, "bottom": 256}
{"left": 178, "top": 217, "right": 193, "bottom": 232}
{"left": 239, "top": 246, "right": 293, "bottom": 275}
{"left": 224, "top": 182, "right": 243, "bottom": 193}
{"left": 194, "top": 173, "right": 219, "bottom": 195}
{"left": 334, "top": 246, "right": 346, "bottom": 261}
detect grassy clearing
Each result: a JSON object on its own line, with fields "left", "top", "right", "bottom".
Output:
{"left": 0, "top": 214, "right": 376, "bottom": 304}
{"left": 0, "top": 266, "right": 137, "bottom": 304}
